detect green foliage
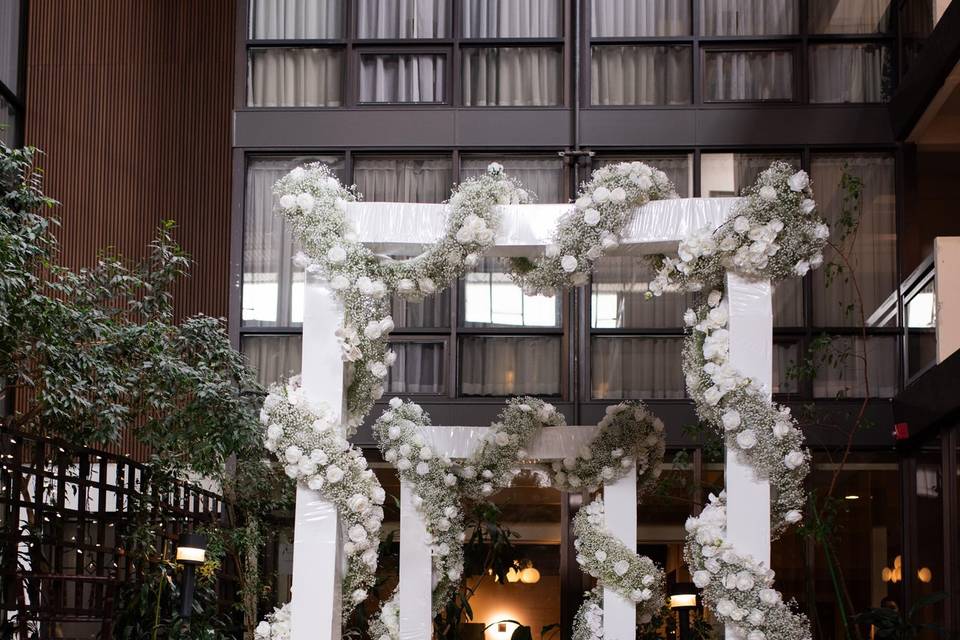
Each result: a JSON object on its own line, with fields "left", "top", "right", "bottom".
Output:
{"left": 854, "top": 593, "right": 947, "bottom": 640}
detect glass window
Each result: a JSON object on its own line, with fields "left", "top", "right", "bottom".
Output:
{"left": 242, "top": 334, "right": 303, "bottom": 386}
{"left": 591, "top": 45, "right": 692, "bottom": 106}
{"left": 0, "top": 95, "right": 14, "bottom": 146}
{"left": 591, "top": 257, "right": 694, "bottom": 329}
{"left": 461, "top": 0, "right": 562, "bottom": 38}
{"left": 461, "top": 155, "right": 565, "bottom": 203}
{"left": 812, "top": 335, "right": 898, "bottom": 398}
{"left": 591, "top": 337, "right": 686, "bottom": 399}
{"left": 243, "top": 156, "right": 345, "bottom": 328}
{"left": 391, "top": 293, "right": 450, "bottom": 329}
{"left": 387, "top": 340, "right": 446, "bottom": 394}
{"left": 595, "top": 154, "right": 693, "bottom": 197}
{"left": 700, "top": 0, "right": 798, "bottom": 35}
{"left": 356, "top": 0, "right": 448, "bottom": 38}
{"left": 460, "top": 336, "right": 561, "bottom": 396}
{"left": 359, "top": 53, "right": 446, "bottom": 103}
{"left": 249, "top": 0, "right": 344, "bottom": 39}
{"left": 353, "top": 156, "right": 452, "bottom": 203}
{"left": 811, "top": 153, "right": 896, "bottom": 326}
{"left": 703, "top": 49, "right": 794, "bottom": 102}
{"left": 247, "top": 48, "right": 344, "bottom": 107}
{"left": 461, "top": 47, "right": 562, "bottom": 107}
{"left": 461, "top": 258, "right": 561, "bottom": 328}
{"left": 0, "top": 0, "right": 19, "bottom": 94}
{"left": 591, "top": 0, "right": 691, "bottom": 37}
{"left": 809, "top": 44, "right": 891, "bottom": 104}
{"left": 913, "top": 443, "right": 945, "bottom": 628}
{"left": 808, "top": 0, "right": 892, "bottom": 33}
{"left": 773, "top": 341, "right": 801, "bottom": 394}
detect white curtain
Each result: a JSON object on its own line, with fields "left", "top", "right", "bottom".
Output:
{"left": 591, "top": 337, "right": 685, "bottom": 400}
{"left": 461, "top": 337, "right": 561, "bottom": 396}
{"left": 356, "top": 0, "right": 448, "bottom": 38}
{"left": 811, "top": 154, "right": 896, "bottom": 327}
{"left": 704, "top": 50, "right": 793, "bottom": 101}
{"left": 596, "top": 155, "right": 692, "bottom": 197}
{"left": 461, "top": 156, "right": 564, "bottom": 203}
{"left": 591, "top": 257, "right": 694, "bottom": 329}
{"left": 360, "top": 54, "right": 445, "bottom": 103}
{"left": 772, "top": 343, "right": 799, "bottom": 394}
{"left": 701, "top": 0, "right": 797, "bottom": 35}
{"left": 0, "top": 0, "right": 19, "bottom": 92}
{"left": 0, "top": 98, "right": 13, "bottom": 146}
{"left": 249, "top": 0, "right": 344, "bottom": 38}
{"left": 247, "top": 48, "right": 343, "bottom": 107}
{"left": 810, "top": 44, "right": 888, "bottom": 103}
{"left": 462, "top": 48, "right": 562, "bottom": 106}
{"left": 813, "top": 336, "right": 897, "bottom": 398}
{"left": 809, "top": 0, "right": 892, "bottom": 33}
{"left": 461, "top": 0, "right": 561, "bottom": 37}
{"left": 591, "top": 0, "right": 690, "bottom": 37}
{"left": 242, "top": 335, "right": 303, "bottom": 387}
{"left": 591, "top": 46, "right": 691, "bottom": 106}
{"left": 387, "top": 342, "right": 446, "bottom": 394}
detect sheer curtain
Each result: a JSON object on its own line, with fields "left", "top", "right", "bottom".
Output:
{"left": 242, "top": 335, "right": 303, "bottom": 386}
{"left": 591, "top": 337, "right": 685, "bottom": 399}
{"left": 387, "top": 342, "right": 446, "bottom": 394}
{"left": 704, "top": 50, "right": 793, "bottom": 101}
{"left": 591, "top": 257, "right": 693, "bottom": 329}
{"left": 249, "top": 0, "right": 343, "bottom": 38}
{"left": 461, "top": 337, "right": 561, "bottom": 395}
{"left": 701, "top": 0, "right": 797, "bottom": 35}
{"left": 461, "top": 257, "right": 561, "bottom": 328}
{"left": 772, "top": 343, "right": 799, "bottom": 394}
{"left": 360, "top": 54, "right": 446, "bottom": 103}
{"left": 0, "top": 98, "right": 13, "bottom": 146}
{"left": 812, "top": 154, "right": 896, "bottom": 326}
{"left": 248, "top": 48, "right": 343, "bottom": 107}
{"left": 461, "top": 156, "right": 564, "bottom": 202}
{"left": 462, "top": 48, "right": 562, "bottom": 106}
{"left": 591, "top": 46, "right": 692, "bottom": 105}
{"left": 591, "top": 0, "right": 690, "bottom": 36}
{"left": 461, "top": 0, "right": 561, "bottom": 37}
{"left": 596, "top": 155, "right": 692, "bottom": 197}
{"left": 813, "top": 336, "right": 897, "bottom": 397}
{"left": 810, "top": 44, "right": 888, "bottom": 103}
{"left": 808, "top": 0, "right": 892, "bottom": 33}
{"left": 356, "top": 0, "right": 448, "bottom": 38}
{"left": 0, "top": 0, "right": 18, "bottom": 91}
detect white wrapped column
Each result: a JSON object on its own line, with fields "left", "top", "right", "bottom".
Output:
{"left": 399, "top": 480, "right": 434, "bottom": 639}
{"left": 724, "top": 274, "right": 772, "bottom": 639}
{"left": 603, "top": 466, "right": 637, "bottom": 640}
{"left": 292, "top": 279, "right": 347, "bottom": 640}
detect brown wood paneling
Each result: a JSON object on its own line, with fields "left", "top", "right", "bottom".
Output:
{"left": 22, "top": 0, "right": 236, "bottom": 460}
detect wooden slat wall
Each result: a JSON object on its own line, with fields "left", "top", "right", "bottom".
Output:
{"left": 22, "top": 0, "right": 236, "bottom": 460}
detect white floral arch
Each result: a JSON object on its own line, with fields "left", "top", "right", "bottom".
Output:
{"left": 255, "top": 162, "right": 825, "bottom": 640}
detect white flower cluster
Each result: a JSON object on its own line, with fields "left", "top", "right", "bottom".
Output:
{"left": 258, "top": 378, "right": 386, "bottom": 624}
{"left": 650, "top": 162, "right": 827, "bottom": 296}
{"left": 572, "top": 498, "right": 665, "bottom": 635}
{"left": 512, "top": 161, "right": 676, "bottom": 295}
{"left": 682, "top": 292, "right": 810, "bottom": 531}
{"left": 572, "top": 588, "right": 604, "bottom": 640}
{"left": 551, "top": 401, "right": 665, "bottom": 495}
{"left": 369, "top": 599, "right": 400, "bottom": 640}
{"left": 276, "top": 162, "right": 528, "bottom": 429}
{"left": 684, "top": 493, "right": 811, "bottom": 640}
{"left": 254, "top": 602, "right": 291, "bottom": 640}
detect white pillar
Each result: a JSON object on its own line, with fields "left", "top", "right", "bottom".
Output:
{"left": 292, "top": 278, "right": 347, "bottom": 640}
{"left": 603, "top": 466, "right": 637, "bottom": 640}
{"left": 399, "top": 479, "right": 435, "bottom": 638}
{"left": 724, "top": 274, "right": 772, "bottom": 639}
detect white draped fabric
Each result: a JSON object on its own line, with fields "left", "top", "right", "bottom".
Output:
{"left": 248, "top": 0, "right": 344, "bottom": 38}
{"left": 460, "top": 336, "right": 561, "bottom": 396}
{"left": 808, "top": 0, "right": 892, "bottom": 33}
{"left": 591, "top": 0, "right": 690, "bottom": 36}
{"left": 591, "top": 45, "right": 691, "bottom": 105}
{"left": 592, "top": 337, "right": 685, "bottom": 400}
{"left": 810, "top": 44, "right": 888, "bottom": 103}
{"left": 461, "top": 0, "right": 561, "bottom": 37}
{"left": 0, "top": 98, "right": 13, "bottom": 146}
{"left": 247, "top": 48, "right": 343, "bottom": 107}
{"left": 356, "top": 0, "right": 448, "bottom": 38}
{"left": 0, "top": 0, "right": 19, "bottom": 91}
{"left": 243, "top": 334, "right": 304, "bottom": 386}
{"left": 360, "top": 54, "right": 446, "bottom": 103}
{"left": 461, "top": 47, "right": 562, "bottom": 106}
{"left": 353, "top": 158, "right": 452, "bottom": 203}
{"left": 701, "top": 0, "right": 797, "bottom": 35}
{"left": 387, "top": 341, "right": 446, "bottom": 394}
{"left": 704, "top": 50, "right": 794, "bottom": 101}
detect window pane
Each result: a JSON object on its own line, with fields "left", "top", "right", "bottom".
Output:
{"left": 249, "top": 0, "right": 344, "bottom": 38}
{"left": 700, "top": 152, "right": 802, "bottom": 197}
{"left": 356, "top": 0, "right": 448, "bottom": 38}
{"left": 591, "top": 0, "right": 690, "bottom": 36}
{"left": 462, "top": 0, "right": 562, "bottom": 37}
{"left": 247, "top": 48, "right": 343, "bottom": 107}
{"left": 387, "top": 341, "right": 446, "bottom": 394}
{"left": 773, "top": 342, "right": 800, "bottom": 394}
{"left": 813, "top": 336, "right": 897, "bottom": 398}
{"left": 0, "top": 0, "right": 19, "bottom": 93}
{"left": 461, "top": 47, "right": 562, "bottom": 107}
{"left": 595, "top": 154, "right": 693, "bottom": 197}
{"left": 811, "top": 154, "right": 896, "bottom": 326}
{"left": 0, "top": 95, "right": 14, "bottom": 146}
{"left": 809, "top": 44, "right": 891, "bottom": 103}
{"left": 359, "top": 54, "right": 446, "bottom": 103}
{"left": 242, "top": 334, "right": 303, "bottom": 387}
{"left": 392, "top": 294, "right": 450, "bottom": 328}
{"left": 461, "top": 258, "right": 561, "bottom": 327}
{"left": 243, "top": 156, "right": 345, "bottom": 327}
{"left": 353, "top": 157, "right": 452, "bottom": 203}
{"left": 591, "top": 337, "right": 685, "bottom": 399}
{"left": 700, "top": 0, "right": 797, "bottom": 35}
{"left": 591, "top": 45, "right": 692, "bottom": 106}
{"left": 703, "top": 50, "right": 793, "bottom": 102}
{"left": 914, "top": 443, "right": 945, "bottom": 628}
{"left": 591, "top": 257, "right": 694, "bottom": 329}
{"left": 808, "top": 0, "right": 892, "bottom": 33}
{"left": 461, "top": 156, "right": 565, "bottom": 203}
{"left": 461, "top": 337, "right": 561, "bottom": 396}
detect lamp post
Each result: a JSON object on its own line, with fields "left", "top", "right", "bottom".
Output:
{"left": 669, "top": 581, "right": 699, "bottom": 640}
{"left": 176, "top": 532, "right": 207, "bottom": 618}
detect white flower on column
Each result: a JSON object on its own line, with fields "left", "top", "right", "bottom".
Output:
{"left": 560, "top": 255, "right": 578, "bottom": 273}
{"left": 758, "top": 589, "right": 781, "bottom": 605}
{"left": 397, "top": 278, "right": 415, "bottom": 295}
{"left": 787, "top": 170, "right": 809, "bottom": 191}
{"left": 418, "top": 277, "right": 437, "bottom": 295}
{"left": 609, "top": 187, "right": 626, "bottom": 202}
{"left": 801, "top": 198, "right": 816, "bottom": 214}
{"left": 326, "top": 245, "right": 347, "bottom": 263}
{"left": 784, "top": 451, "right": 806, "bottom": 469}
{"left": 592, "top": 186, "right": 611, "bottom": 202}
{"left": 759, "top": 185, "right": 777, "bottom": 201}
{"left": 364, "top": 320, "right": 383, "bottom": 339}
{"left": 692, "top": 570, "right": 711, "bottom": 588}
{"left": 721, "top": 410, "right": 741, "bottom": 431}
{"left": 583, "top": 208, "right": 601, "bottom": 225}
{"left": 278, "top": 194, "right": 296, "bottom": 209}
{"left": 329, "top": 274, "right": 350, "bottom": 290}
{"left": 326, "top": 465, "right": 344, "bottom": 483}
{"left": 575, "top": 195, "right": 592, "bottom": 210}
{"left": 296, "top": 192, "right": 315, "bottom": 210}
{"left": 735, "top": 429, "right": 758, "bottom": 449}
{"left": 612, "top": 560, "right": 630, "bottom": 576}
{"left": 812, "top": 222, "right": 830, "bottom": 239}
{"left": 784, "top": 510, "right": 803, "bottom": 523}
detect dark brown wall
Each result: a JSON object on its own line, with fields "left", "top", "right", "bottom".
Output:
{"left": 901, "top": 147, "right": 960, "bottom": 276}
{"left": 25, "top": 0, "right": 235, "bottom": 321}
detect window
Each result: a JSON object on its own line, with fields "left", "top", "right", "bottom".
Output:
{"left": 700, "top": 0, "right": 798, "bottom": 35}
{"left": 386, "top": 340, "right": 447, "bottom": 394}
{"left": 462, "top": 0, "right": 563, "bottom": 38}
{"left": 592, "top": 336, "right": 686, "bottom": 399}
{"left": 595, "top": 154, "right": 693, "bottom": 197}
{"left": 461, "top": 258, "right": 561, "bottom": 328}
{"left": 358, "top": 53, "right": 447, "bottom": 104}
{"left": 591, "top": 45, "right": 693, "bottom": 106}
{"left": 0, "top": 95, "right": 14, "bottom": 146}
{"left": 809, "top": 44, "right": 890, "bottom": 104}
{"left": 461, "top": 155, "right": 565, "bottom": 202}
{"left": 703, "top": 49, "right": 795, "bottom": 102}
{"left": 460, "top": 336, "right": 562, "bottom": 396}
{"left": 249, "top": 0, "right": 344, "bottom": 38}
{"left": 812, "top": 336, "right": 898, "bottom": 398}
{"left": 248, "top": 48, "right": 344, "bottom": 107}
{"left": 591, "top": 0, "right": 691, "bottom": 37}
{"left": 242, "top": 334, "right": 303, "bottom": 386}
{"left": 356, "top": 0, "right": 449, "bottom": 39}
{"left": 461, "top": 47, "right": 563, "bottom": 107}
{"left": 0, "top": 0, "right": 19, "bottom": 93}
{"left": 808, "top": 0, "right": 892, "bottom": 34}
{"left": 353, "top": 156, "right": 452, "bottom": 202}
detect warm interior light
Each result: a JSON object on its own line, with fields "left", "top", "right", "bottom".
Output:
{"left": 519, "top": 565, "right": 540, "bottom": 584}
{"left": 882, "top": 556, "right": 903, "bottom": 583}
{"left": 917, "top": 567, "right": 932, "bottom": 583}
{"left": 670, "top": 594, "right": 698, "bottom": 609}
{"left": 844, "top": 495, "right": 860, "bottom": 500}
{"left": 176, "top": 546, "right": 206, "bottom": 564}
{"left": 497, "top": 623, "right": 507, "bottom": 633}
{"left": 506, "top": 567, "right": 521, "bottom": 583}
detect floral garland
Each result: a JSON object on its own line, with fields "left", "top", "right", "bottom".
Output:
{"left": 257, "top": 377, "right": 386, "bottom": 628}
{"left": 511, "top": 161, "right": 677, "bottom": 295}
{"left": 572, "top": 588, "right": 604, "bottom": 640}
{"left": 255, "top": 601, "right": 291, "bottom": 640}
{"left": 275, "top": 162, "right": 529, "bottom": 430}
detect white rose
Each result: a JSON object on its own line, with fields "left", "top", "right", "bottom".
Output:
{"left": 594, "top": 550, "right": 607, "bottom": 562}
{"left": 592, "top": 186, "right": 610, "bottom": 202}
{"left": 788, "top": 170, "right": 809, "bottom": 192}
{"left": 800, "top": 198, "right": 816, "bottom": 214}
{"left": 784, "top": 509, "right": 802, "bottom": 523}
{"left": 364, "top": 320, "right": 383, "bottom": 340}
{"left": 367, "top": 361, "right": 388, "bottom": 378}
{"left": 326, "top": 245, "right": 347, "bottom": 263}
{"left": 418, "top": 278, "right": 436, "bottom": 295}
{"left": 813, "top": 222, "right": 830, "bottom": 239}
{"left": 348, "top": 524, "right": 368, "bottom": 543}
{"left": 759, "top": 185, "right": 777, "bottom": 201}
{"left": 735, "top": 571, "right": 755, "bottom": 591}
{"left": 784, "top": 451, "right": 805, "bottom": 469}
{"left": 733, "top": 216, "right": 750, "bottom": 234}
{"left": 348, "top": 494, "right": 370, "bottom": 513}
{"left": 759, "top": 588, "right": 780, "bottom": 605}
{"left": 692, "top": 570, "right": 712, "bottom": 588}
{"left": 748, "top": 609, "right": 766, "bottom": 626}
{"left": 494, "top": 431, "right": 510, "bottom": 446}
{"left": 735, "top": 429, "right": 758, "bottom": 450}
{"left": 609, "top": 187, "right": 626, "bottom": 202}
{"left": 773, "top": 421, "right": 792, "bottom": 439}
{"left": 683, "top": 309, "right": 697, "bottom": 326}
{"left": 560, "top": 255, "right": 578, "bottom": 273}
{"left": 583, "top": 209, "right": 601, "bottom": 226}
{"left": 296, "top": 192, "right": 315, "bottom": 211}
{"left": 716, "top": 599, "right": 736, "bottom": 617}
{"left": 329, "top": 274, "right": 349, "bottom": 290}
{"left": 575, "top": 195, "right": 592, "bottom": 210}
{"left": 380, "top": 316, "right": 395, "bottom": 333}
{"left": 326, "top": 465, "right": 344, "bottom": 483}
{"left": 748, "top": 631, "right": 766, "bottom": 640}
{"left": 722, "top": 410, "right": 741, "bottom": 431}
{"left": 284, "top": 445, "right": 303, "bottom": 465}
{"left": 278, "top": 194, "right": 296, "bottom": 209}
{"left": 794, "top": 260, "right": 810, "bottom": 276}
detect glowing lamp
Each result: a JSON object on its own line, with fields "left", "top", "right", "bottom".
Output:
{"left": 519, "top": 564, "right": 540, "bottom": 584}
{"left": 176, "top": 532, "right": 208, "bottom": 618}
{"left": 669, "top": 582, "right": 699, "bottom": 640}
{"left": 506, "top": 567, "right": 521, "bottom": 583}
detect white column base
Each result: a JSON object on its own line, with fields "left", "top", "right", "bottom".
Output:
{"left": 603, "top": 466, "right": 638, "bottom": 640}
{"left": 399, "top": 479, "right": 434, "bottom": 638}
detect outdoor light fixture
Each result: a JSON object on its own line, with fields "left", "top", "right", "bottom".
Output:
{"left": 844, "top": 494, "right": 860, "bottom": 500}
{"left": 669, "top": 582, "right": 699, "bottom": 640}
{"left": 176, "top": 532, "right": 207, "bottom": 618}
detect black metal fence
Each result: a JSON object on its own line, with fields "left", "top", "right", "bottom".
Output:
{"left": 0, "top": 429, "right": 223, "bottom": 639}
